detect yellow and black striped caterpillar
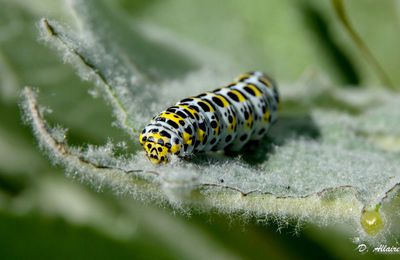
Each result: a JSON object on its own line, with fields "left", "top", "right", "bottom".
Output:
{"left": 139, "top": 71, "right": 279, "bottom": 164}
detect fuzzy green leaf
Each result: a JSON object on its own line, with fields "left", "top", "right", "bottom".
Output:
{"left": 18, "top": 0, "right": 400, "bottom": 245}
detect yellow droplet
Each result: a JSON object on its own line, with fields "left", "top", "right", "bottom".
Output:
{"left": 360, "top": 206, "right": 384, "bottom": 236}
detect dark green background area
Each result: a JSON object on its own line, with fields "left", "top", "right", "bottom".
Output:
{"left": 0, "top": 209, "right": 358, "bottom": 260}
{"left": 0, "top": 0, "right": 398, "bottom": 259}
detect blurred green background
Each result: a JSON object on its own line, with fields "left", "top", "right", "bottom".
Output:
{"left": 1, "top": 0, "right": 399, "bottom": 259}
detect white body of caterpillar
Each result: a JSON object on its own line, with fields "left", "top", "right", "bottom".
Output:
{"left": 139, "top": 71, "right": 279, "bottom": 164}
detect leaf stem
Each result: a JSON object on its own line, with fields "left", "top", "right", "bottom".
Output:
{"left": 331, "top": 0, "right": 396, "bottom": 90}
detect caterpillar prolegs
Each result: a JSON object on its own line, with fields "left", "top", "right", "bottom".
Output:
{"left": 139, "top": 71, "right": 279, "bottom": 164}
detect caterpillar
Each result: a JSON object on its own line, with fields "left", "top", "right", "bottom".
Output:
{"left": 139, "top": 71, "right": 279, "bottom": 164}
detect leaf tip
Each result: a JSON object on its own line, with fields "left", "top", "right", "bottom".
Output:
{"left": 39, "top": 18, "right": 57, "bottom": 37}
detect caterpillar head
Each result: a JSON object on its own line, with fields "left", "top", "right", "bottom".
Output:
{"left": 139, "top": 126, "right": 182, "bottom": 164}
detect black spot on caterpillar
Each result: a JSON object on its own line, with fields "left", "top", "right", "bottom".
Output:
{"left": 139, "top": 71, "right": 279, "bottom": 164}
